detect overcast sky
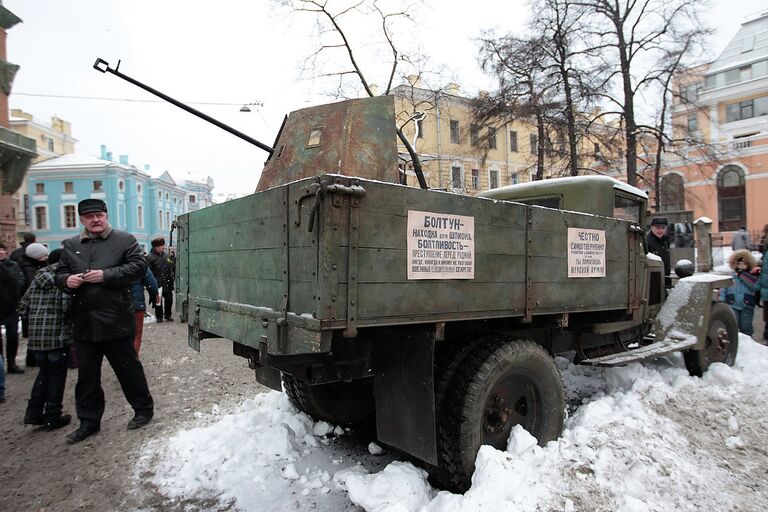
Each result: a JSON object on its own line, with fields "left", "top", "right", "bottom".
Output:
{"left": 5, "top": 0, "right": 767, "bottom": 196}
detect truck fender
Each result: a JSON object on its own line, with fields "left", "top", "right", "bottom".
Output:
{"left": 654, "top": 274, "right": 733, "bottom": 350}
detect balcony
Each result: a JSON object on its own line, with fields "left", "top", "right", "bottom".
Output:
{"left": 0, "top": 126, "right": 37, "bottom": 193}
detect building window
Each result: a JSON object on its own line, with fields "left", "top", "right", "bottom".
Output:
{"left": 471, "top": 169, "right": 479, "bottom": 190}
{"left": 416, "top": 118, "right": 424, "bottom": 139}
{"left": 64, "top": 181, "right": 73, "bottom": 193}
{"left": 687, "top": 113, "right": 698, "bottom": 133}
{"left": 530, "top": 134, "right": 538, "bottom": 154}
{"left": 166, "top": 211, "right": 171, "bottom": 230}
{"left": 119, "top": 180, "right": 125, "bottom": 192}
{"left": 158, "top": 210, "right": 164, "bottom": 230}
{"left": 451, "top": 166, "right": 462, "bottom": 189}
{"left": 137, "top": 184, "right": 142, "bottom": 194}
{"left": 48, "top": 138, "right": 54, "bottom": 151}
{"left": 680, "top": 82, "right": 702, "bottom": 103}
{"left": 63, "top": 205, "right": 77, "bottom": 228}
{"left": 660, "top": 174, "right": 685, "bottom": 211}
{"left": 165, "top": 192, "right": 170, "bottom": 200}
{"left": 489, "top": 169, "right": 499, "bottom": 189}
{"left": 158, "top": 191, "right": 162, "bottom": 199}
{"left": 470, "top": 125, "right": 479, "bottom": 146}
{"left": 717, "top": 165, "right": 745, "bottom": 232}
{"left": 93, "top": 180, "right": 103, "bottom": 192}
{"left": 35, "top": 206, "right": 48, "bottom": 230}
{"left": 189, "top": 195, "right": 196, "bottom": 204}
{"left": 173, "top": 198, "right": 177, "bottom": 205}
{"left": 488, "top": 127, "right": 497, "bottom": 149}
{"left": 450, "top": 120, "right": 460, "bottom": 144}
{"left": 138, "top": 205, "right": 144, "bottom": 228}
{"left": 510, "top": 173, "right": 519, "bottom": 185}
{"left": 35, "top": 183, "right": 44, "bottom": 195}
{"left": 725, "top": 96, "right": 768, "bottom": 122}
{"left": 509, "top": 131, "right": 518, "bottom": 152}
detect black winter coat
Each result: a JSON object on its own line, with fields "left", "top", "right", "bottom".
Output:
{"left": 55, "top": 226, "right": 147, "bottom": 342}
{"left": 147, "top": 250, "right": 175, "bottom": 289}
{"left": 0, "top": 263, "right": 20, "bottom": 319}
{"left": 646, "top": 232, "right": 671, "bottom": 277}
{"left": 19, "top": 254, "right": 46, "bottom": 293}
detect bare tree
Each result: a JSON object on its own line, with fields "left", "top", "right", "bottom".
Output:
{"left": 274, "top": 0, "right": 429, "bottom": 188}
{"left": 576, "top": 0, "right": 705, "bottom": 187}
{"left": 530, "top": 0, "right": 596, "bottom": 176}
{"left": 477, "top": 35, "right": 564, "bottom": 180}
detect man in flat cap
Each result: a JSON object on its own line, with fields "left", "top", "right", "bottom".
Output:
{"left": 647, "top": 217, "right": 671, "bottom": 287}
{"left": 55, "top": 198, "right": 154, "bottom": 444}
{"left": 147, "top": 237, "right": 175, "bottom": 322}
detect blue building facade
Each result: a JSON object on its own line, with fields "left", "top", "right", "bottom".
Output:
{"left": 26, "top": 151, "right": 195, "bottom": 252}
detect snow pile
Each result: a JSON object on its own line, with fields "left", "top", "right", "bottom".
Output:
{"left": 139, "top": 392, "right": 358, "bottom": 510}
{"left": 140, "top": 335, "right": 768, "bottom": 511}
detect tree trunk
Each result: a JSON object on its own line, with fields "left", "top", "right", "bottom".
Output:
{"left": 536, "top": 114, "right": 546, "bottom": 181}
{"left": 396, "top": 128, "right": 428, "bottom": 189}
{"left": 616, "top": 21, "right": 637, "bottom": 186}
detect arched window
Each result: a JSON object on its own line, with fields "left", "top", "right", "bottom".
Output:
{"left": 717, "top": 165, "right": 746, "bottom": 231}
{"left": 660, "top": 174, "right": 685, "bottom": 211}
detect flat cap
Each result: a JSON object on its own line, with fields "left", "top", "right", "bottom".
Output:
{"left": 650, "top": 217, "right": 668, "bottom": 226}
{"left": 78, "top": 198, "right": 108, "bottom": 215}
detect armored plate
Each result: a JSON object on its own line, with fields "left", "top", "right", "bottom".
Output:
{"left": 256, "top": 96, "right": 398, "bottom": 191}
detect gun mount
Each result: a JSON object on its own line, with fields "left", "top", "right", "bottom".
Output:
{"left": 93, "top": 58, "right": 274, "bottom": 155}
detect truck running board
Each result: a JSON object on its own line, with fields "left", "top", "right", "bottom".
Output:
{"left": 579, "top": 336, "right": 698, "bottom": 367}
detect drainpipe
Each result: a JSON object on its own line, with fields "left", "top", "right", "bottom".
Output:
{"left": 436, "top": 92, "right": 443, "bottom": 189}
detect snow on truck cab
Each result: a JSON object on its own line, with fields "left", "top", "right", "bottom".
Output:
{"left": 90, "top": 64, "right": 738, "bottom": 493}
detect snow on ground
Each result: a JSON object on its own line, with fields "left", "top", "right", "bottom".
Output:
{"left": 137, "top": 335, "right": 768, "bottom": 511}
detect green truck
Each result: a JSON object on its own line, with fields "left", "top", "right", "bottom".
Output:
{"left": 170, "top": 97, "right": 737, "bottom": 491}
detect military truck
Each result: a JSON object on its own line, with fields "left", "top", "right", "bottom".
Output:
{"left": 90, "top": 62, "right": 736, "bottom": 491}
{"left": 166, "top": 100, "right": 738, "bottom": 492}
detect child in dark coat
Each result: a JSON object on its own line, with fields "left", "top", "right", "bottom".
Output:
{"left": 719, "top": 249, "right": 759, "bottom": 336}
{"left": 18, "top": 248, "right": 73, "bottom": 429}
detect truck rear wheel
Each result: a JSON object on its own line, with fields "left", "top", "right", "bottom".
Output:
{"left": 436, "top": 338, "right": 565, "bottom": 492}
{"left": 281, "top": 374, "right": 374, "bottom": 426}
{"left": 683, "top": 302, "right": 739, "bottom": 377}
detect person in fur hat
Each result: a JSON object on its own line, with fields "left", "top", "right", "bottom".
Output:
{"left": 719, "top": 249, "right": 759, "bottom": 336}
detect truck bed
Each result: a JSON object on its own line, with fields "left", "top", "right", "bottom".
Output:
{"left": 176, "top": 175, "right": 644, "bottom": 355}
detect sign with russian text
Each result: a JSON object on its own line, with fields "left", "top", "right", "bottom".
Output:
{"left": 567, "top": 228, "right": 606, "bottom": 278}
{"left": 407, "top": 210, "right": 475, "bottom": 280}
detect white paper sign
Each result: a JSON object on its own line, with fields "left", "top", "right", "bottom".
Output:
{"left": 567, "top": 228, "right": 606, "bottom": 278}
{"left": 407, "top": 210, "right": 475, "bottom": 280}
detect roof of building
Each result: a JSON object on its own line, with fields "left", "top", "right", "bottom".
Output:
{"left": 30, "top": 152, "right": 113, "bottom": 169}
{"left": 708, "top": 10, "right": 768, "bottom": 73}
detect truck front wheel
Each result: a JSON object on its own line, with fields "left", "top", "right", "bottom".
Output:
{"left": 683, "top": 302, "right": 739, "bottom": 377}
{"left": 436, "top": 338, "right": 565, "bottom": 491}
{"left": 281, "top": 374, "right": 375, "bottom": 426}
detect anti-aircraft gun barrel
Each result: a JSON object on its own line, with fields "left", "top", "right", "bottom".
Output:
{"left": 93, "top": 58, "right": 274, "bottom": 155}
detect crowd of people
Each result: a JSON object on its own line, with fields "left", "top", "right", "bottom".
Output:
{"left": 0, "top": 199, "right": 176, "bottom": 444}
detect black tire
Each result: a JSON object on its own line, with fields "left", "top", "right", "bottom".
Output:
{"left": 436, "top": 338, "right": 565, "bottom": 492}
{"left": 683, "top": 302, "right": 739, "bottom": 377}
{"left": 281, "top": 374, "right": 375, "bottom": 426}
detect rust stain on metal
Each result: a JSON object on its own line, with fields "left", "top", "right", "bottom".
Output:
{"left": 256, "top": 96, "right": 398, "bottom": 192}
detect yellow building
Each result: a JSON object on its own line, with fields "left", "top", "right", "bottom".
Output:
{"left": 10, "top": 109, "right": 77, "bottom": 235}
{"left": 392, "top": 80, "right": 613, "bottom": 194}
